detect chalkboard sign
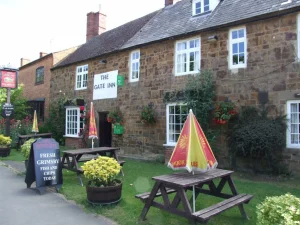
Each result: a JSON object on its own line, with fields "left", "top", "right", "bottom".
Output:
{"left": 25, "top": 138, "right": 63, "bottom": 194}
{"left": 1, "top": 103, "right": 14, "bottom": 117}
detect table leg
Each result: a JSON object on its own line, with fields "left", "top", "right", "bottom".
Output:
{"left": 227, "top": 176, "right": 249, "bottom": 219}
{"left": 140, "top": 182, "right": 161, "bottom": 220}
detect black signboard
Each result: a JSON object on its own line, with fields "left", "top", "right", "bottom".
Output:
{"left": 25, "top": 138, "right": 63, "bottom": 194}
{"left": 1, "top": 103, "right": 14, "bottom": 117}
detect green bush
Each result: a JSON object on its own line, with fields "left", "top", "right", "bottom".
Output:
{"left": 256, "top": 193, "right": 300, "bottom": 225}
{"left": 227, "top": 107, "right": 287, "bottom": 174}
{"left": 21, "top": 138, "right": 37, "bottom": 159}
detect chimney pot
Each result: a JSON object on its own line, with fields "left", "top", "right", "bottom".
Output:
{"left": 20, "top": 58, "right": 30, "bottom": 67}
{"left": 165, "top": 0, "right": 181, "bottom": 7}
{"left": 39, "top": 52, "right": 47, "bottom": 58}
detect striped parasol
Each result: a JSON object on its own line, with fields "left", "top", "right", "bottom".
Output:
{"left": 32, "top": 110, "right": 39, "bottom": 134}
{"left": 88, "top": 102, "right": 98, "bottom": 148}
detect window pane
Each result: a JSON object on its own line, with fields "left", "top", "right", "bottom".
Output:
{"left": 291, "top": 113, "right": 298, "bottom": 123}
{"left": 239, "top": 42, "right": 244, "bottom": 53}
{"left": 238, "top": 29, "right": 244, "bottom": 38}
{"left": 233, "top": 43, "right": 238, "bottom": 54}
{"left": 291, "top": 134, "right": 298, "bottom": 144}
{"left": 232, "top": 31, "right": 238, "bottom": 39}
{"left": 170, "top": 106, "right": 175, "bottom": 114}
{"left": 190, "top": 40, "right": 195, "bottom": 48}
{"left": 291, "top": 103, "right": 298, "bottom": 113}
{"left": 177, "top": 42, "right": 187, "bottom": 51}
{"left": 196, "top": 8, "right": 201, "bottom": 14}
{"left": 239, "top": 53, "right": 245, "bottom": 63}
{"left": 291, "top": 124, "right": 298, "bottom": 133}
{"left": 204, "top": 0, "right": 209, "bottom": 5}
{"left": 233, "top": 55, "right": 238, "bottom": 65}
{"left": 204, "top": 5, "right": 209, "bottom": 11}
{"left": 195, "top": 39, "right": 200, "bottom": 47}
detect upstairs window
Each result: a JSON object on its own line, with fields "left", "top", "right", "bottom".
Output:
{"left": 193, "top": 0, "right": 210, "bottom": 16}
{"left": 130, "top": 50, "right": 140, "bottom": 82}
{"left": 76, "top": 64, "right": 88, "bottom": 90}
{"left": 36, "top": 66, "right": 44, "bottom": 84}
{"left": 229, "top": 27, "right": 247, "bottom": 69}
{"left": 175, "top": 37, "right": 200, "bottom": 76}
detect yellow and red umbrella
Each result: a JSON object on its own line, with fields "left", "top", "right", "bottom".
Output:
{"left": 32, "top": 110, "right": 39, "bottom": 134}
{"left": 168, "top": 109, "right": 218, "bottom": 212}
{"left": 88, "top": 102, "right": 98, "bottom": 148}
{"left": 168, "top": 109, "right": 217, "bottom": 172}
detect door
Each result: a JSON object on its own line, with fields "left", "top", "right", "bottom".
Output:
{"left": 98, "top": 112, "right": 112, "bottom": 147}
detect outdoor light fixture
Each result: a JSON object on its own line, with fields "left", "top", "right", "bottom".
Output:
{"left": 207, "top": 35, "right": 218, "bottom": 42}
{"left": 99, "top": 59, "right": 107, "bottom": 64}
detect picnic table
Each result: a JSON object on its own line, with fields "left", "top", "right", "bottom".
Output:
{"left": 61, "top": 147, "right": 125, "bottom": 186}
{"left": 17, "top": 133, "right": 52, "bottom": 148}
{"left": 136, "top": 168, "right": 253, "bottom": 225}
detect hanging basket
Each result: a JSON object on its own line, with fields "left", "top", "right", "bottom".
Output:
{"left": 113, "top": 124, "right": 124, "bottom": 135}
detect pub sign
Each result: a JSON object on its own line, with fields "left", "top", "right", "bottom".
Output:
{"left": 0, "top": 69, "right": 18, "bottom": 89}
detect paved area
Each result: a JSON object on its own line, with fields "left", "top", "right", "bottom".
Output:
{"left": 0, "top": 161, "right": 117, "bottom": 225}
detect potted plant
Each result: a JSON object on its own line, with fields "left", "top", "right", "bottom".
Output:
{"left": 213, "top": 101, "right": 237, "bottom": 125}
{"left": 107, "top": 110, "right": 124, "bottom": 134}
{"left": 140, "top": 104, "right": 156, "bottom": 124}
{"left": 81, "top": 156, "right": 123, "bottom": 204}
{"left": 21, "top": 138, "right": 37, "bottom": 169}
{"left": 0, "top": 134, "right": 12, "bottom": 157}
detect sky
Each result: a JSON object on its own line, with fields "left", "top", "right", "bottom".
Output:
{"left": 0, "top": 0, "right": 164, "bottom": 69}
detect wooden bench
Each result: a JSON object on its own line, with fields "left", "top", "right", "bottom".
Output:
{"left": 136, "top": 188, "right": 176, "bottom": 201}
{"left": 192, "top": 194, "right": 253, "bottom": 223}
{"left": 17, "top": 133, "right": 52, "bottom": 148}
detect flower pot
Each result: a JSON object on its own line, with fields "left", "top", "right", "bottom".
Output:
{"left": 113, "top": 124, "right": 124, "bottom": 135}
{"left": 0, "top": 146, "right": 10, "bottom": 157}
{"left": 86, "top": 181, "right": 122, "bottom": 205}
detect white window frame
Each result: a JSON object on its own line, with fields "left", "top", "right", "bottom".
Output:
{"left": 65, "top": 107, "right": 80, "bottom": 137}
{"left": 175, "top": 37, "right": 201, "bottom": 76}
{"left": 286, "top": 100, "right": 300, "bottom": 148}
{"left": 297, "top": 14, "right": 300, "bottom": 61}
{"left": 229, "top": 27, "right": 247, "bottom": 69}
{"left": 75, "top": 64, "right": 88, "bottom": 90}
{"left": 129, "top": 50, "right": 140, "bottom": 82}
{"left": 192, "top": 0, "right": 210, "bottom": 16}
{"left": 166, "top": 103, "right": 188, "bottom": 146}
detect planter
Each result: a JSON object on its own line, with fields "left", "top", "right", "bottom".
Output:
{"left": 0, "top": 146, "right": 10, "bottom": 157}
{"left": 113, "top": 124, "right": 124, "bottom": 135}
{"left": 86, "top": 181, "right": 122, "bottom": 205}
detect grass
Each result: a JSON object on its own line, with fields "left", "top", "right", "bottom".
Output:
{"left": 2, "top": 149, "right": 300, "bottom": 225}
{"left": 0, "top": 149, "right": 26, "bottom": 161}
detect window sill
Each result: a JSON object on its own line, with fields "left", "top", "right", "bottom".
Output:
{"left": 192, "top": 11, "right": 211, "bottom": 17}
{"left": 35, "top": 81, "right": 44, "bottom": 85}
{"left": 163, "top": 143, "right": 176, "bottom": 147}
{"left": 75, "top": 88, "right": 87, "bottom": 91}
{"left": 63, "top": 135, "right": 82, "bottom": 139}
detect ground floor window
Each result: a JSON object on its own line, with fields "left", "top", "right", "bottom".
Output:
{"left": 287, "top": 100, "right": 300, "bottom": 148}
{"left": 166, "top": 103, "right": 188, "bottom": 145}
{"left": 65, "top": 107, "right": 81, "bottom": 137}
{"left": 27, "top": 100, "right": 45, "bottom": 121}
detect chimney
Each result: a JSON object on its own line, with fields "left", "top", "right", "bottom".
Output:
{"left": 39, "top": 52, "right": 47, "bottom": 58}
{"left": 165, "top": 0, "right": 181, "bottom": 7}
{"left": 86, "top": 6, "right": 107, "bottom": 42}
{"left": 20, "top": 58, "right": 30, "bottom": 67}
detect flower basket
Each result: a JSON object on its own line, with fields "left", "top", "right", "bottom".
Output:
{"left": 113, "top": 124, "right": 124, "bottom": 135}
{"left": 140, "top": 104, "right": 156, "bottom": 124}
{"left": 81, "top": 156, "right": 123, "bottom": 205}
{"left": 107, "top": 110, "right": 123, "bottom": 124}
{"left": 213, "top": 101, "right": 237, "bottom": 125}
{"left": 0, "top": 134, "right": 12, "bottom": 157}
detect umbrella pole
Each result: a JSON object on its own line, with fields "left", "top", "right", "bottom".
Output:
{"left": 192, "top": 171, "right": 195, "bottom": 213}
{"left": 92, "top": 138, "right": 94, "bottom": 149}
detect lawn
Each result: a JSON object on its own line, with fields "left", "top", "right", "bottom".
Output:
{"left": 1, "top": 149, "right": 300, "bottom": 225}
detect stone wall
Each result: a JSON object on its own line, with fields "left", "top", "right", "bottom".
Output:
{"left": 50, "top": 12, "right": 300, "bottom": 175}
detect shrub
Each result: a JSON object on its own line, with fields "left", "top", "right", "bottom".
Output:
{"left": 81, "top": 156, "right": 121, "bottom": 187}
{"left": 0, "top": 134, "right": 12, "bottom": 146}
{"left": 227, "top": 107, "right": 287, "bottom": 174}
{"left": 256, "top": 193, "right": 300, "bottom": 225}
{"left": 21, "top": 138, "right": 37, "bottom": 159}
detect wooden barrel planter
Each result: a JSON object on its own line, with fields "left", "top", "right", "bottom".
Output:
{"left": 86, "top": 181, "right": 122, "bottom": 205}
{"left": 0, "top": 146, "right": 11, "bottom": 157}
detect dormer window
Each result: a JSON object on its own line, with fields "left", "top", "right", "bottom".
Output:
{"left": 193, "top": 0, "right": 210, "bottom": 16}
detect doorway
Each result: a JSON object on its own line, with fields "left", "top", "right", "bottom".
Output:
{"left": 98, "top": 112, "right": 112, "bottom": 147}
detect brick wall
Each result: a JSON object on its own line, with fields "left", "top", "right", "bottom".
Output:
{"left": 51, "top": 12, "right": 300, "bottom": 175}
